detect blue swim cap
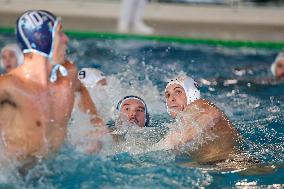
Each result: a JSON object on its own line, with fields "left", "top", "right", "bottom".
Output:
{"left": 16, "top": 10, "right": 68, "bottom": 83}
{"left": 116, "top": 95, "right": 150, "bottom": 127}
{"left": 16, "top": 10, "right": 60, "bottom": 58}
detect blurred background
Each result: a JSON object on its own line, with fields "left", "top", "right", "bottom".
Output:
{"left": 0, "top": 0, "right": 284, "bottom": 42}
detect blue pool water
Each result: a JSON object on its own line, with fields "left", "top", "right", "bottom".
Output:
{"left": 0, "top": 33, "right": 283, "bottom": 188}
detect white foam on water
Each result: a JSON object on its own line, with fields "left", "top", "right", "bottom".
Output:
{"left": 84, "top": 67, "right": 166, "bottom": 122}
{"left": 68, "top": 65, "right": 166, "bottom": 156}
{"left": 67, "top": 105, "right": 113, "bottom": 156}
{"left": 151, "top": 106, "right": 218, "bottom": 154}
{"left": 111, "top": 123, "right": 168, "bottom": 155}
{"left": 0, "top": 138, "right": 24, "bottom": 188}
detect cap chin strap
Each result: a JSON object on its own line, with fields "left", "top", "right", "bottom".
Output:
{"left": 21, "top": 49, "right": 68, "bottom": 83}
{"left": 49, "top": 63, "right": 68, "bottom": 83}
{"left": 48, "top": 17, "right": 69, "bottom": 83}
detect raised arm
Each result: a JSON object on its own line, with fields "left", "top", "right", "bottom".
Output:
{"left": 64, "top": 60, "right": 104, "bottom": 126}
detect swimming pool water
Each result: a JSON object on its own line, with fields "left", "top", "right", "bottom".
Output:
{"left": 0, "top": 33, "right": 283, "bottom": 188}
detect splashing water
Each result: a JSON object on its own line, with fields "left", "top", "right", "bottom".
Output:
{"left": 0, "top": 33, "right": 283, "bottom": 188}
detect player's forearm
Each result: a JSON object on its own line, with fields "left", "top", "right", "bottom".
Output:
{"left": 78, "top": 84, "right": 105, "bottom": 126}
{"left": 78, "top": 84, "right": 98, "bottom": 115}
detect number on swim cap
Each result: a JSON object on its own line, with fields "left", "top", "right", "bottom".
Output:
{"left": 16, "top": 10, "right": 58, "bottom": 58}
{"left": 25, "top": 12, "right": 44, "bottom": 29}
{"left": 78, "top": 70, "right": 86, "bottom": 79}
{"left": 194, "top": 82, "right": 200, "bottom": 90}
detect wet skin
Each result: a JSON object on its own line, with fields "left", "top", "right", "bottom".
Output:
{"left": 119, "top": 99, "right": 146, "bottom": 128}
{"left": 162, "top": 83, "right": 239, "bottom": 164}
{"left": 0, "top": 22, "right": 102, "bottom": 164}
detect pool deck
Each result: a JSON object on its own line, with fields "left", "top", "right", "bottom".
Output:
{"left": 0, "top": 0, "right": 284, "bottom": 42}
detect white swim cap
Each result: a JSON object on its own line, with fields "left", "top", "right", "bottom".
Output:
{"left": 0, "top": 44, "right": 24, "bottom": 70}
{"left": 271, "top": 52, "right": 284, "bottom": 77}
{"left": 165, "top": 75, "right": 201, "bottom": 105}
{"left": 78, "top": 68, "right": 106, "bottom": 87}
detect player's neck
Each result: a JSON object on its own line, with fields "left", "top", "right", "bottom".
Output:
{"left": 20, "top": 53, "right": 52, "bottom": 86}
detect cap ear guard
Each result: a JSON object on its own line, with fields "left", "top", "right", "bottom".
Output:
{"left": 144, "top": 111, "right": 150, "bottom": 127}
{"left": 116, "top": 95, "right": 150, "bottom": 127}
{"left": 183, "top": 76, "right": 200, "bottom": 104}
{"left": 271, "top": 62, "right": 276, "bottom": 76}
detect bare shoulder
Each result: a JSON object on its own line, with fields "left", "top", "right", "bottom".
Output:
{"left": 188, "top": 99, "right": 220, "bottom": 114}
{"left": 197, "top": 99, "right": 218, "bottom": 109}
{"left": 187, "top": 99, "right": 233, "bottom": 127}
{"left": 199, "top": 99, "right": 235, "bottom": 128}
{"left": 0, "top": 75, "right": 19, "bottom": 94}
{"left": 0, "top": 75, "right": 21, "bottom": 106}
{"left": 200, "top": 99, "right": 230, "bottom": 118}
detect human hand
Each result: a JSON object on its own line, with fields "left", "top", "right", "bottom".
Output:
{"left": 90, "top": 116, "right": 105, "bottom": 127}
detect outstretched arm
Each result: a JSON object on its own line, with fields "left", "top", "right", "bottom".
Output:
{"left": 64, "top": 60, "right": 104, "bottom": 126}
{"left": 76, "top": 83, "right": 104, "bottom": 125}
